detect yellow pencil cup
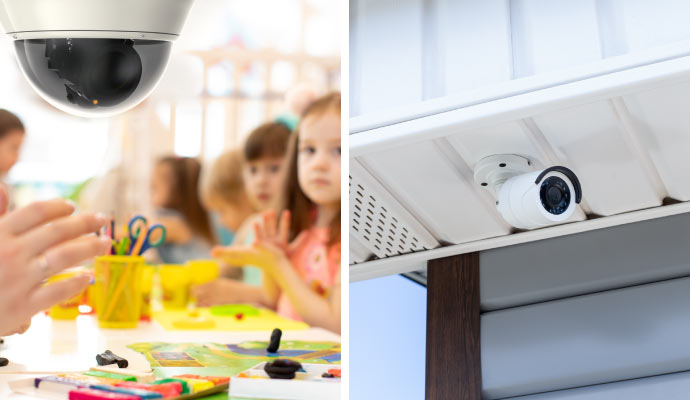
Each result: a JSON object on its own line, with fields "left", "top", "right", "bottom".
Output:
{"left": 187, "top": 259, "right": 219, "bottom": 286}
{"left": 94, "top": 255, "right": 144, "bottom": 329}
{"left": 140, "top": 265, "right": 155, "bottom": 320}
{"left": 46, "top": 268, "right": 86, "bottom": 320}
{"left": 159, "top": 264, "right": 190, "bottom": 309}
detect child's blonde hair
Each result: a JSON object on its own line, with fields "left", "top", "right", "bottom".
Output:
{"left": 204, "top": 150, "right": 246, "bottom": 204}
{"left": 283, "top": 92, "right": 341, "bottom": 245}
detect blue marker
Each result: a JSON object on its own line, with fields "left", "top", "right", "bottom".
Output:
{"left": 90, "top": 384, "right": 162, "bottom": 399}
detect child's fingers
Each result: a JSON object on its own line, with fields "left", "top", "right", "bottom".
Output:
{"left": 278, "top": 210, "right": 291, "bottom": 245}
{"left": 287, "top": 231, "right": 308, "bottom": 254}
{"left": 255, "top": 242, "right": 283, "bottom": 256}
{"left": 263, "top": 210, "right": 277, "bottom": 239}
{"left": 0, "top": 199, "right": 75, "bottom": 236}
{"left": 253, "top": 221, "right": 263, "bottom": 243}
{"left": 17, "top": 213, "right": 107, "bottom": 258}
{"left": 211, "top": 249, "right": 246, "bottom": 264}
{"left": 196, "top": 296, "right": 215, "bottom": 307}
{"left": 190, "top": 283, "right": 209, "bottom": 298}
{"left": 27, "top": 274, "right": 91, "bottom": 317}
{"left": 212, "top": 246, "right": 257, "bottom": 266}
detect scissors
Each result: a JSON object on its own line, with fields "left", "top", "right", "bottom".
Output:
{"left": 127, "top": 215, "right": 167, "bottom": 256}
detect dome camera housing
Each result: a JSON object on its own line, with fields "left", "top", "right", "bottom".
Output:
{"left": 474, "top": 154, "right": 583, "bottom": 230}
{"left": 0, "top": 0, "right": 194, "bottom": 117}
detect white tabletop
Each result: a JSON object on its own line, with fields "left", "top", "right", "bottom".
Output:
{"left": 0, "top": 313, "right": 340, "bottom": 398}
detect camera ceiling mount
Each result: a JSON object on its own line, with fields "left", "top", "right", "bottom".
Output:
{"left": 474, "top": 154, "right": 534, "bottom": 197}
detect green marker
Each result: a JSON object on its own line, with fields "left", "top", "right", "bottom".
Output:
{"left": 84, "top": 370, "right": 137, "bottom": 381}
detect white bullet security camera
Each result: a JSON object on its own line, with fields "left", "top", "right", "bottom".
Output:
{"left": 474, "top": 154, "right": 582, "bottom": 230}
{"left": 0, "top": 0, "right": 194, "bottom": 117}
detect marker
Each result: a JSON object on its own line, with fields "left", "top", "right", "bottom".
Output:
{"left": 172, "top": 375, "right": 229, "bottom": 385}
{"left": 84, "top": 370, "right": 136, "bottom": 382}
{"left": 34, "top": 376, "right": 85, "bottom": 396}
{"left": 90, "top": 384, "right": 162, "bottom": 399}
{"left": 115, "top": 382, "right": 181, "bottom": 398}
{"left": 152, "top": 379, "right": 189, "bottom": 394}
{"left": 172, "top": 378, "right": 213, "bottom": 393}
{"left": 43, "top": 374, "right": 122, "bottom": 386}
{"left": 89, "top": 367, "right": 155, "bottom": 383}
{"left": 68, "top": 388, "right": 139, "bottom": 400}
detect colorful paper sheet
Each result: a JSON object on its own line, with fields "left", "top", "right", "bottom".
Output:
{"left": 128, "top": 341, "right": 340, "bottom": 372}
{"left": 152, "top": 306, "right": 308, "bottom": 331}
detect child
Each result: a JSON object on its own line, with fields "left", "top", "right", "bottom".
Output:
{"left": 201, "top": 149, "right": 253, "bottom": 282}
{"left": 192, "top": 122, "right": 291, "bottom": 305}
{"left": 241, "top": 121, "right": 291, "bottom": 214}
{"left": 0, "top": 109, "right": 25, "bottom": 211}
{"left": 202, "top": 150, "right": 254, "bottom": 236}
{"left": 150, "top": 156, "right": 215, "bottom": 264}
{"left": 213, "top": 92, "right": 341, "bottom": 333}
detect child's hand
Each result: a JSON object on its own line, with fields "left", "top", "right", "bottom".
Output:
{"left": 253, "top": 210, "right": 306, "bottom": 256}
{"left": 192, "top": 278, "right": 251, "bottom": 307}
{"left": 212, "top": 243, "right": 287, "bottom": 274}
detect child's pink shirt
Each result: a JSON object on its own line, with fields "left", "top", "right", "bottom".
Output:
{"left": 276, "top": 227, "right": 340, "bottom": 321}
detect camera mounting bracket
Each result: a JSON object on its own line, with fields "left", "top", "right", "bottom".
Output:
{"left": 473, "top": 154, "right": 534, "bottom": 198}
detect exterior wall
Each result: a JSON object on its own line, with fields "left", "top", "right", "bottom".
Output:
{"left": 350, "top": 0, "right": 690, "bottom": 119}
{"left": 480, "top": 212, "right": 690, "bottom": 398}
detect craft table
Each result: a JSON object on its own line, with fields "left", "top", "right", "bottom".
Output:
{"left": 0, "top": 313, "right": 340, "bottom": 399}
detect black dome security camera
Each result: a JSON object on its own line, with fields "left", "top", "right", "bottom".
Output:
{"left": 1, "top": 0, "right": 194, "bottom": 117}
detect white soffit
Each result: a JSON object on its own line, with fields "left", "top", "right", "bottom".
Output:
{"left": 350, "top": 42, "right": 690, "bottom": 281}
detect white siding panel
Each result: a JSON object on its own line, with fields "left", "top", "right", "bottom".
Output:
{"left": 483, "top": 277, "right": 690, "bottom": 399}
{"left": 532, "top": 101, "right": 662, "bottom": 216}
{"left": 351, "top": 0, "right": 423, "bottom": 116}
{"left": 439, "top": 0, "right": 513, "bottom": 94}
{"left": 359, "top": 141, "right": 510, "bottom": 244}
{"left": 510, "top": 0, "right": 602, "bottom": 78}
{"left": 621, "top": 80, "right": 690, "bottom": 201}
{"left": 618, "top": 0, "right": 690, "bottom": 52}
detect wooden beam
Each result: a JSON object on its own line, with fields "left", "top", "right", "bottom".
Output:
{"left": 426, "top": 252, "right": 482, "bottom": 400}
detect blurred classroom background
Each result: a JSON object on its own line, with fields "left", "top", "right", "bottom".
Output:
{"left": 0, "top": 0, "right": 340, "bottom": 219}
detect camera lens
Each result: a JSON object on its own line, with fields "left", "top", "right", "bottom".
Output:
{"left": 539, "top": 176, "right": 571, "bottom": 215}
{"left": 14, "top": 38, "right": 171, "bottom": 117}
